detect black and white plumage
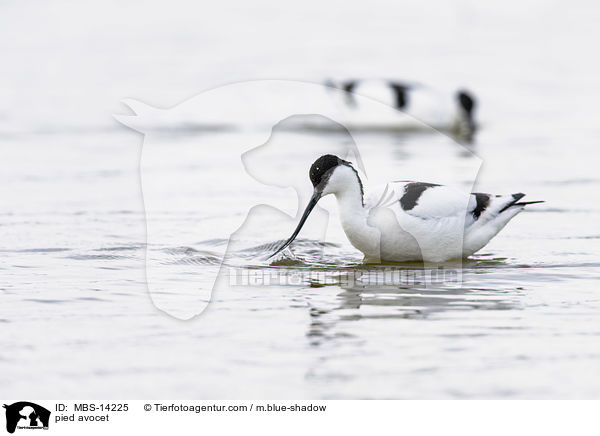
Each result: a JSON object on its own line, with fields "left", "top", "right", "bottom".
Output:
{"left": 270, "top": 155, "right": 543, "bottom": 263}
{"left": 325, "top": 78, "right": 477, "bottom": 138}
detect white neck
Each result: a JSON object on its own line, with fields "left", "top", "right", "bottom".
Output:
{"left": 327, "top": 166, "right": 381, "bottom": 259}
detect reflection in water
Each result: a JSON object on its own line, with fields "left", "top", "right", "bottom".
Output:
{"left": 301, "top": 266, "right": 521, "bottom": 346}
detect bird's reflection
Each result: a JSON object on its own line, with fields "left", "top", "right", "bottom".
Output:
{"left": 303, "top": 263, "right": 521, "bottom": 347}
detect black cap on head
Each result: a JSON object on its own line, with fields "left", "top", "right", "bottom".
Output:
{"left": 309, "top": 154, "right": 344, "bottom": 188}
{"left": 267, "top": 154, "right": 359, "bottom": 260}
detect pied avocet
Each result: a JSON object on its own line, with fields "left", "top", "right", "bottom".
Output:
{"left": 270, "top": 155, "right": 542, "bottom": 263}
{"left": 325, "top": 79, "right": 477, "bottom": 138}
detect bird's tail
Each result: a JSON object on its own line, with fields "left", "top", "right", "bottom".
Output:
{"left": 511, "top": 200, "right": 545, "bottom": 207}
{"left": 498, "top": 193, "right": 544, "bottom": 213}
{"left": 464, "top": 193, "right": 543, "bottom": 256}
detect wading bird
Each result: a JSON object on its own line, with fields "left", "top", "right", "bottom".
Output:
{"left": 270, "top": 155, "right": 542, "bottom": 263}
{"left": 325, "top": 79, "right": 477, "bottom": 139}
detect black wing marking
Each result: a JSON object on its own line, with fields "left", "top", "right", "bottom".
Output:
{"left": 342, "top": 80, "right": 358, "bottom": 107}
{"left": 342, "top": 80, "right": 357, "bottom": 94}
{"left": 388, "top": 82, "right": 410, "bottom": 109}
{"left": 399, "top": 182, "right": 440, "bottom": 211}
{"left": 472, "top": 193, "right": 491, "bottom": 219}
{"left": 498, "top": 193, "right": 525, "bottom": 213}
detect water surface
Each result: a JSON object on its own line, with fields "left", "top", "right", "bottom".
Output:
{"left": 1, "top": 0, "right": 600, "bottom": 399}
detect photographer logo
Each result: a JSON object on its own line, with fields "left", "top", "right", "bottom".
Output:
{"left": 3, "top": 402, "right": 50, "bottom": 434}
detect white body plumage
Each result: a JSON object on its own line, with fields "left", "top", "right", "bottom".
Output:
{"left": 325, "top": 79, "right": 477, "bottom": 138}
{"left": 270, "top": 155, "right": 542, "bottom": 263}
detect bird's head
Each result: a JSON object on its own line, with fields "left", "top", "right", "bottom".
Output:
{"left": 269, "top": 154, "right": 362, "bottom": 258}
